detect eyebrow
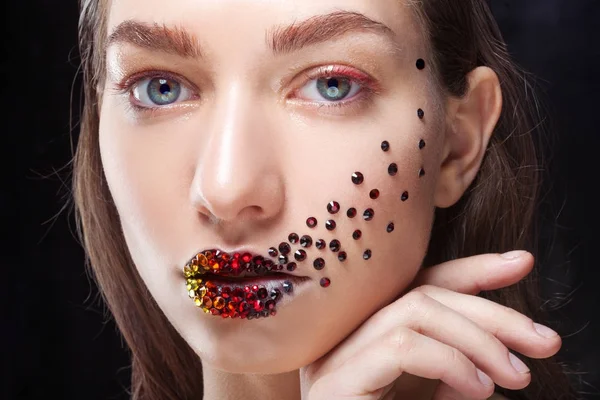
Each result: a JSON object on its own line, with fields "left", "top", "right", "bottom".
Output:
{"left": 106, "top": 11, "right": 395, "bottom": 58}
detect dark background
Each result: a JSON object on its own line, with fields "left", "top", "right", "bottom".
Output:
{"left": 3, "top": 1, "right": 599, "bottom": 399}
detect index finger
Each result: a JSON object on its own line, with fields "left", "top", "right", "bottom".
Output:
{"left": 407, "top": 251, "right": 534, "bottom": 295}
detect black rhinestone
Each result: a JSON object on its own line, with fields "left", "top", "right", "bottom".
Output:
{"left": 419, "top": 168, "right": 426, "bottom": 177}
{"left": 300, "top": 235, "right": 313, "bottom": 248}
{"left": 313, "top": 258, "right": 325, "bottom": 270}
{"left": 417, "top": 108, "right": 425, "bottom": 119}
{"left": 326, "top": 220, "right": 337, "bottom": 231}
{"left": 268, "top": 247, "right": 278, "bottom": 257}
{"left": 329, "top": 239, "right": 341, "bottom": 252}
{"left": 306, "top": 217, "right": 318, "bottom": 228}
{"left": 286, "top": 262, "right": 297, "bottom": 272}
{"left": 338, "top": 252, "right": 347, "bottom": 262}
{"left": 278, "top": 242, "right": 291, "bottom": 255}
{"left": 278, "top": 255, "right": 288, "bottom": 265}
{"left": 416, "top": 58, "right": 426, "bottom": 70}
{"left": 387, "top": 223, "right": 395, "bottom": 233}
{"left": 363, "top": 250, "right": 372, "bottom": 260}
{"left": 347, "top": 208, "right": 357, "bottom": 218}
{"left": 388, "top": 163, "right": 398, "bottom": 176}
{"left": 370, "top": 189, "right": 380, "bottom": 199}
{"left": 288, "top": 233, "right": 299, "bottom": 244}
{"left": 381, "top": 141, "right": 390, "bottom": 152}
{"left": 363, "top": 209, "right": 374, "bottom": 221}
{"left": 419, "top": 139, "right": 426, "bottom": 149}
{"left": 270, "top": 288, "right": 282, "bottom": 301}
{"left": 257, "top": 287, "right": 268, "bottom": 300}
{"left": 353, "top": 230, "right": 362, "bottom": 240}
{"left": 401, "top": 191, "right": 409, "bottom": 202}
{"left": 315, "top": 239, "right": 326, "bottom": 249}
{"left": 264, "top": 259, "right": 274, "bottom": 271}
{"left": 294, "top": 249, "right": 307, "bottom": 262}
{"left": 282, "top": 281, "right": 293, "bottom": 293}
{"left": 327, "top": 201, "right": 340, "bottom": 214}
{"left": 352, "top": 172, "right": 364, "bottom": 185}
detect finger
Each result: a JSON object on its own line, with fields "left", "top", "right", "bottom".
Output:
{"left": 432, "top": 381, "right": 479, "bottom": 400}
{"left": 381, "top": 291, "right": 532, "bottom": 390}
{"left": 408, "top": 251, "right": 534, "bottom": 295}
{"left": 313, "top": 327, "right": 495, "bottom": 400}
{"left": 413, "top": 284, "right": 562, "bottom": 359}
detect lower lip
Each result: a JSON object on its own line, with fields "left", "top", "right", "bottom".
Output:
{"left": 186, "top": 274, "right": 309, "bottom": 320}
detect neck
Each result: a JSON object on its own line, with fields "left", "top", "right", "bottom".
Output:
{"left": 201, "top": 363, "right": 301, "bottom": 400}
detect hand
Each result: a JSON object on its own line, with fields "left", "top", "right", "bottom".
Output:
{"left": 300, "top": 252, "right": 562, "bottom": 400}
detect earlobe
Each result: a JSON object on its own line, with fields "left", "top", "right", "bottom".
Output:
{"left": 434, "top": 66, "right": 503, "bottom": 208}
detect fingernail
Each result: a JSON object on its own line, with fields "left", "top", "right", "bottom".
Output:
{"left": 534, "top": 323, "right": 558, "bottom": 338}
{"left": 476, "top": 368, "right": 494, "bottom": 386}
{"left": 509, "top": 353, "right": 530, "bottom": 374}
{"left": 501, "top": 250, "right": 526, "bottom": 260}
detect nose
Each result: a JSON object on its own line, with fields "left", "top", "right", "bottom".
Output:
{"left": 190, "top": 85, "right": 285, "bottom": 225}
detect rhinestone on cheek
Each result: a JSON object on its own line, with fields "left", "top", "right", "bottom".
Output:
{"left": 315, "top": 239, "right": 326, "bottom": 249}
{"left": 300, "top": 235, "right": 313, "bottom": 248}
{"left": 338, "top": 252, "right": 347, "bottom": 262}
{"left": 329, "top": 239, "right": 341, "bottom": 252}
{"left": 288, "top": 233, "right": 299, "bottom": 244}
{"left": 363, "top": 209, "right": 375, "bottom": 221}
{"left": 282, "top": 281, "right": 293, "bottom": 293}
{"left": 352, "top": 172, "right": 364, "bottom": 185}
{"left": 313, "top": 258, "right": 325, "bottom": 270}
{"left": 381, "top": 141, "right": 390, "bottom": 152}
{"left": 286, "top": 262, "right": 297, "bottom": 272}
{"left": 306, "top": 217, "right": 318, "bottom": 228}
{"left": 401, "top": 191, "right": 409, "bottom": 202}
{"left": 347, "top": 208, "right": 357, "bottom": 218}
{"left": 363, "top": 250, "right": 372, "bottom": 260}
{"left": 320, "top": 278, "right": 331, "bottom": 288}
{"left": 327, "top": 201, "right": 340, "bottom": 214}
{"left": 388, "top": 163, "right": 398, "bottom": 176}
{"left": 416, "top": 58, "right": 426, "bottom": 70}
{"left": 278, "top": 242, "right": 291, "bottom": 255}
{"left": 294, "top": 249, "right": 307, "bottom": 262}
{"left": 325, "top": 220, "right": 337, "bottom": 231}
{"left": 387, "top": 223, "right": 395, "bottom": 233}
{"left": 352, "top": 230, "right": 362, "bottom": 240}
{"left": 419, "top": 168, "right": 426, "bottom": 177}
{"left": 418, "top": 108, "right": 425, "bottom": 119}
{"left": 268, "top": 247, "right": 278, "bottom": 257}
{"left": 419, "top": 139, "right": 426, "bottom": 149}
{"left": 278, "top": 254, "right": 288, "bottom": 265}
{"left": 370, "top": 189, "right": 380, "bottom": 199}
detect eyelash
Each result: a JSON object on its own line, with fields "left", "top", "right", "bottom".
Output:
{"left": 113, "top": 65, "right": 380, "bottom": 116}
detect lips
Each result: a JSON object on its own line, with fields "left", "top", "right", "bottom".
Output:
{"left": 183, "top": 249, "right": 302, "bottom": 320}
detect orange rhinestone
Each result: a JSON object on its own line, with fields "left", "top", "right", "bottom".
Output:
{"left": 213, "top": 297, "right": 225, "bottom": 310}
{"left": 197, "top": 254, "right": 208, "bottom": 266}
{"left": 202, "top": 296, "right": 213, "bottom": 308}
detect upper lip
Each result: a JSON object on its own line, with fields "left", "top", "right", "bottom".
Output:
{"left": 185, "top": 248, "right": 298, "bottom": 278}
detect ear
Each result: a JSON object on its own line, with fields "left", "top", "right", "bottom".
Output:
{"left": 434, "top": 66, "right": 502, "bottom": 208}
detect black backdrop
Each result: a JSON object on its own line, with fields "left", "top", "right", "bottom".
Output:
{"left": 3, "top": 1, "right": 599, "bottom": 399}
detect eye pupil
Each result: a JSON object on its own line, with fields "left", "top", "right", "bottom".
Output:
{"left": 316, "top": 77, "right": 351, "bottom": 101}
{"left": 159, "top": 83, "right": 171, "bottom": 95}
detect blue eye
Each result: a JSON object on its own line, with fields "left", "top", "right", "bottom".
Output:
{"left": 315, "top": 77, "right": 352, "bottom": 101}
{"left": 132, "top": 76, "right": 193, "bottom": 107}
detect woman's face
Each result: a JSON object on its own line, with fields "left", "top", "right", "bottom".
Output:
{"left": 100, "top": 0, "right": 446, "bottom": 373}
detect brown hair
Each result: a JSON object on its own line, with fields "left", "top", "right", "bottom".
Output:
{"left": 73, "top": 0, "right": 579, "bottom": 398}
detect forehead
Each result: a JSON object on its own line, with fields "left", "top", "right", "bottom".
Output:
{"left": 105, "top": 0, "right": 423, "bottom": 54}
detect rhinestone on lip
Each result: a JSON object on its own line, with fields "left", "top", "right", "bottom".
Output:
{"left": 327, "top": 201, "right": 340, "bottom": 214}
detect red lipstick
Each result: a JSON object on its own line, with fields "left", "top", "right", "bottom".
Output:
{"left": 183, "top": 249, "right": 306, "bottom": 319}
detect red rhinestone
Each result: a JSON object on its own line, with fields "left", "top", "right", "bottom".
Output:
{"left": 257, "top": 287, "right": 268, "bottom": 300}
{"left": 363, "top": 250, "right": 372, "bottom": 260}
{"left": 242, "top": 253, "right": 252, "bottom": 263}
{"left": 388, "top": 163, "right": 398, "bottom": 176}
{"left": 352, "top": 172, "right": 364, "bottom": 185}
{"left": 363, "top": 209, "right": 374, "bottom": 221}
{"left": 232, "top": 288, "right": 244, "bottom": 297}
{"left": 419, "top": 139, "right": 426, "bottom": 149}
{"left": 221, "top": 287, "right": 231, "bottom": 299}
{"left": 347, "top": 208, "right": 357, "bottom": 218}
{"left": 370, "top": 189, "right": 380, "bottom": 199}
{"left": 381, "top": 141, "right": 390, "bottom": 152}
{"left": 270, "top": 310, "right": 277, "bottom": 316}
{"left": 253, "top": 300, "right": 264, "bottom": 312}
{"left": 353, "top": 230, "right": 362, "bottom": 240}
{"left": 329, "top": 240, "right": 340, "bottom": 252}
{"left": 300, "top": 235, "right": 313, "bottom": 248}
{"left": 246, "top": 293, "right": 257, "bottom": 301}
{"left": 387, "top": 223, "right": 395, "bottom": 233}
{"left": 338, "top": 252, "right": 347, "bottom": 262}
{"left": 320, "top": 278, "right": 331, "bottom": 288}
{"left": 279, "top": 242, "right": 291, "bottom": 255}
{"left": 294, "top": 249, "right": 307, "bottom": 261}
{"left": 306, "top": 217, "right": 318, "bottom": 228}
{"left": 265, "top": 300, "right": 276, "bottom": 310}
{"left": 315, "top": 239, "right": 326, "bottom": 249}
{"left": 210, "top": 308, "right": 220, "bottom": 315}
{"left": 268, "top": 247, "right": 278, "bottom": 257}
{"left": 288, "top": 233, "right": 299, "bottom": 244}
{"left": 231, "top": 259, "right": 240, "bottom": 270}
{"left": 286, "top": 262, "right": 297, "bottom": 272}
{"left": 326, "top": 220, "right": 336, "bottom": 231}
{"left": 252, "top": 285, "right": 259, "bottom": 292}
{"left": 221, "top": 312, "right": 230, "bottom": 318}
{"left": 313, "top": 258, "right": 325, "bottom": 270}
{"left": 401, "top": 191, "right": 409, "bottom": 202}
{"left": 327, "top": 201, "right": 340, "bottom": 214}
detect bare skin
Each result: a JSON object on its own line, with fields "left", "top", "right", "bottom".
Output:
{"left": 99, "top": 0, "right": 560, "bottom": 398}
